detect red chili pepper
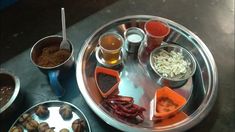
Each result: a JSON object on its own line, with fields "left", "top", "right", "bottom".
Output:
{"left": 116, "top": 104, "right": 137, "bottom": 114}
{"left": 107, "top": 95, "right": 134, "bottom": 103}
{"left": 102, "top": 95, "right": 146, "bottom": 124}
{"left": 114, "top": 108, "right": 139, "bottom": 117}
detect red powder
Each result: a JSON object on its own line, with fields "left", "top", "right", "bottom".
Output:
{"left": 146, "top": 21, "right": 169, "bottom": 37}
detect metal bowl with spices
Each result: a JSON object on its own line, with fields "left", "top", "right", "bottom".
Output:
{"left": 0, "top": 69, "right": 22, "bottom": 120}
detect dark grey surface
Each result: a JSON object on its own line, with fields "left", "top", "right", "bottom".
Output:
{"left": 0, "top": 0, "right": 117, "bottom": 63}
{"left": 0, "top": 0, "right": 234, "bottom": 131}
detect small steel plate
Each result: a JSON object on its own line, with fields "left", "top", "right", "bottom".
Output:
{"left": 10, "top": 100, "right": 91, "bottom": 132}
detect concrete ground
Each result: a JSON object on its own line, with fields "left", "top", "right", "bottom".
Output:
{"left": 0, "top": 0, "right": 118, "bottom": 63}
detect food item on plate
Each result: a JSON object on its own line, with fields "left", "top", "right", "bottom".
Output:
{"left": 157, "top": 97, "right": 179, "bottom": 113}
{"left": 0, "top": 85, "right": 14, "bottom": 108}
{"left": 35, "top": 104, "right": 50, "bottom": 118}
{"left": 25, "top": 119, "right": 39, "bottom": 132}
{"left": 152, "top": 49, "right": 190, "bottom": 78}
{"left": 45, "top": 128, "right": 55, "bottom": 132}
{"left": 37, "top": 46, "right": 70, "bottom": 67}
{"left": 59, "top": 128, "right": 69, "bottom": 132}
{"left": 18, "top": 113, "right": 32, "bottom": 126}
{"left": 38, "top": 122, "right": 50, "bottom": 132}
{"left": 95, "top": 66, "right": 120, "bottom": 98}
{"left": 72, "top": 119, "right": 85, "bottom": 132}
{"left": 102, "top": 95, "right": 146, "bottom": 124}
{"left": 59, "top": 104, "right": 73, "bottom": 120}
{"left": 97, "top": 73, "right": 118, "bottom": 93}
{"left": 9, "top": 126, "right": 24, "bottom": 132}
{"left": 155, "top": 86, "right": 187, "bottom": 119}
{"left": 99, "top": 32, "right": 123, "bottom": 64}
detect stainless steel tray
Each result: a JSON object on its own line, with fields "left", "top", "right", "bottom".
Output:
{"left": 76, "top": 15, "right": 218, "bottom": 132}
{"left": 10, "top": 100, "right": 91, "bottom": 132}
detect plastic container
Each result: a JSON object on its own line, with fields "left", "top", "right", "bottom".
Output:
{"left": 154, "top": 86, "right": 186, "bottom": 119}
{"left": 144, "top": 19, "right": 170, "bottom": 52}
{"left": 155, "top": 112, "right": 188, "bottom": 126}
{"left": 94, "top": 66, "right": 120, "bottom": 98}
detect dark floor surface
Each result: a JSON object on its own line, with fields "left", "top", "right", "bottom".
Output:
{"left": 0, "top": 0, "right": 118, "bottom": 64}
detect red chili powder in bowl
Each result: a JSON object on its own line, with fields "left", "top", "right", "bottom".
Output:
{"left": 145, "top": 21, "right": 170, "bottom": 37}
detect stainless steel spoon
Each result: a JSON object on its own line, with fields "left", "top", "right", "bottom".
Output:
{"left": 60, "top": 8, "right": 70, "bottom": 50}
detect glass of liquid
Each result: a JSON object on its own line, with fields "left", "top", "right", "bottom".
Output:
{"left": 144, "top": 19, "right": 170, "bottom": 52}
{"left": 99, "top": 32, "right": 124, "bottom": 64}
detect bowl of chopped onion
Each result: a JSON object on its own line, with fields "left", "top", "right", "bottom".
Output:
{"left": 149, "top": 44, "right": 196, "bottom": 87}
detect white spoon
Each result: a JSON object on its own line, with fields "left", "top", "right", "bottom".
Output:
{"left": 60, "top": 8, "right": 70, "bottom": 50}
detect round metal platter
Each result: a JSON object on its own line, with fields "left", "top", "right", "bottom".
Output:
{"left": 10, "top": 100, "right": 91, "bottom": 132}
{"left": 76, "top": 15, "right": 218, "bottom": 132}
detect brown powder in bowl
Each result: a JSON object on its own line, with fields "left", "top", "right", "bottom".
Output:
{"left": 37, "top": 46, "right": 71, "bottom": 67}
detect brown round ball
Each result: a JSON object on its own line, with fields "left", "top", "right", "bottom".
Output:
{"left": 35, "top": 105, "right": 49, "bottom": 118}
{"left": 10, "top": 126, "right": 23, "bottom": 132}
{"left": 45, "top": 128, "right": 55, "bottom": 132}
{"left": 72, "top": 119, "right": 85, "bottom": 132}
{"left": 18, "top": 113, "right": 32, "bottom": 127}
{"left": 38, "top": 122, "right": 50, "bottom": 132}
{"left": 59, "top": 105, "right": 73, "bottom": 120}
{"left": 59, "top": 128, "right": 69, "bottom": 132}
{"left": 25, "top": 119, "right": 39, "bottom": 132}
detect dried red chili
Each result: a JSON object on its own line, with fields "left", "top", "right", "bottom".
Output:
{"left": 102, "top": 95, "right": 146, "bottom": 124}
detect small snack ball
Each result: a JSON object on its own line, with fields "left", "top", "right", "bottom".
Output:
{"left": 45, "top": 128, "right": 55, "bottom": 132}
{"left": 59, "top": 128, "right": 69, "bottom": 132}
{"left": 18, "top": 113, "right": 32, "bottom": 126}
{"left": 72, "top": 119, "right": 85, "bottom": 132}
{"left": 25, "top": 119, "right": 39, "bottom": 132}
{"left": 10, "top": 126, "right": 23, "bottom": 132}
{"left": 59, "top": 105, "right": 73, "bottom": 120}
{"left": 38, "top": 122, "right": 50, "bottom": 132}
{"left": 35, "top": 105, "right": 50, "bottom": 118}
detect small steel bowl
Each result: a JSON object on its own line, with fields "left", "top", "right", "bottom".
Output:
{"left": 124, "top": 27, "right": 145, "bottom": 53}
{"left": 0, "top": 69, "right": 22, "bottom": 120}
{"left": 149, "top": 44, "right": 196, "bottom": 88}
